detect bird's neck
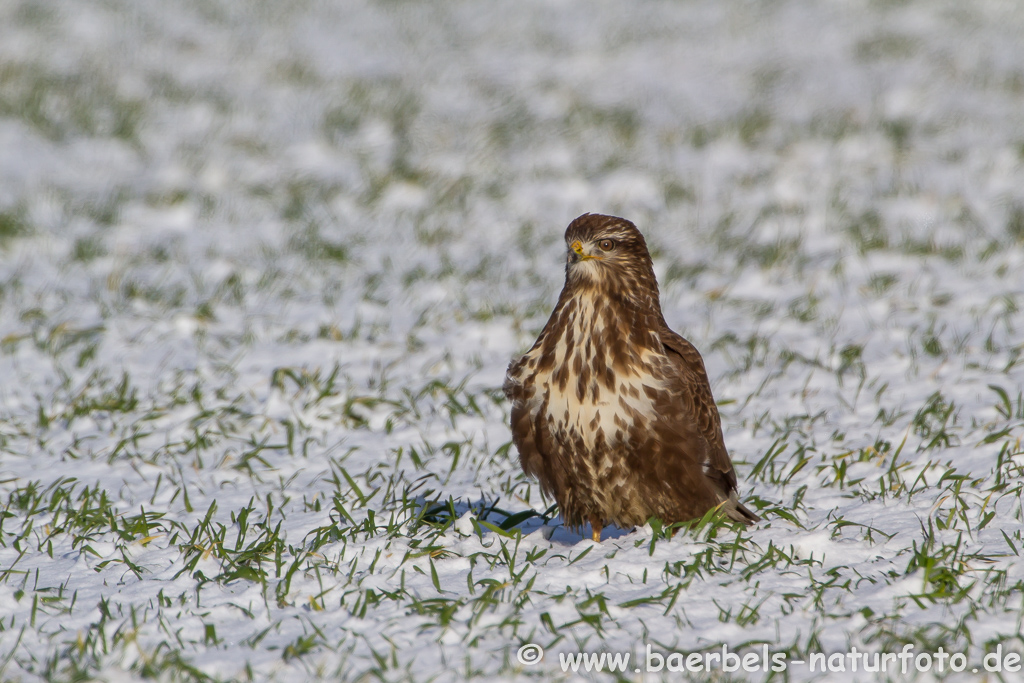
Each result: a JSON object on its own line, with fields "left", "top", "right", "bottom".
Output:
{"left": 554, "top": 286, "right": 664, "bottom": 352}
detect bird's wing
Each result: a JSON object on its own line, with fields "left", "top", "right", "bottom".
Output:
{"left": 657, "top": 323, "right": 739, "bottom": 495}
{"left": 503, "top": 357, "right": 561, "bottom": 497}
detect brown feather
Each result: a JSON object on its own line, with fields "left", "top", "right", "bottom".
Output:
{"left": 503, "top": 213, "right": 759, "bottom": 535}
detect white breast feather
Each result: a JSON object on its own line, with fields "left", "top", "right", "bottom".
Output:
{"left": 522, "top": 296, "right": 663, "bottom": 458}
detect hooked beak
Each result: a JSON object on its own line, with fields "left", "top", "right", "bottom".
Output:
{"left": 569, "top": 240, "right": 599, "bottom": 263}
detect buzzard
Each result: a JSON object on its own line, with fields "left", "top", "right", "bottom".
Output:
{"left": 503, "top": 213, "right": 758, "bottom": 541}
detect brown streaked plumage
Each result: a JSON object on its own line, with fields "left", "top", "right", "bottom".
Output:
{"left": 503, "top": 213, "right": 758, "bottom": 541}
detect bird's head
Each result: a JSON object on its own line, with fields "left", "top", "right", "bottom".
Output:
{"left": 563, "top": 213, "right": 660, "bottom": 303}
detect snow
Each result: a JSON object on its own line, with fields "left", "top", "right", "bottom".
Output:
{"left": 0, "top": 0, "right": 1023, "bottom": 681}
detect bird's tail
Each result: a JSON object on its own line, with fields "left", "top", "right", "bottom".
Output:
{"left": 724, "top": 496, "right": 761, "bottom": 525}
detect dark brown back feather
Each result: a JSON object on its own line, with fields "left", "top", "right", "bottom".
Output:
{"left": 658, "top": 323, "right": 738, "bottom": 492}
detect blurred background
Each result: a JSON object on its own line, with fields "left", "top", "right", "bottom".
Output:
{"left": 2, "top": 0, "right": 1022, "bottom": 286}
{"left": 2, "top": 2, "right": 1024, "bottom": 680}
{"left": 3, "top": 0, "right": 1024, "bottom": 470}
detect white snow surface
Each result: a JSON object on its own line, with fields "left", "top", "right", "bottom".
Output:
{"left": 0, "top": 0, "right": 1023, "bottom": 681}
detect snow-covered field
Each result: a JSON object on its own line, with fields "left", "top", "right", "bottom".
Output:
{"left": 2, "top": 0, "right": 1024, "bottom": 680}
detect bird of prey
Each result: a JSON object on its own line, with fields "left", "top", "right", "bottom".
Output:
{"left": 503, "top": 213, "right": 758, "bottom": 541}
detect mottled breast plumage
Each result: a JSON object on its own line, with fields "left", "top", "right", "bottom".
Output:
{"left": 504, "top": 213, "right": 758, "bottom": 539}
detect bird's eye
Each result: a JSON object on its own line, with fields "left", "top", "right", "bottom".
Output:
{"left": 598, "top": 239, "right": 615, "bottom": 251}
